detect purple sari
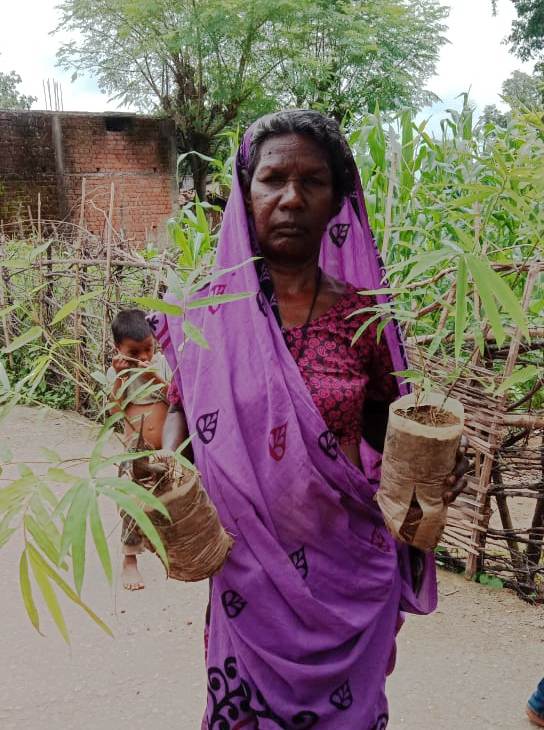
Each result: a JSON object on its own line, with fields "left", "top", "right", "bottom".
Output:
{"left": 152, "top": 124, "right": 436, "bottom": 729}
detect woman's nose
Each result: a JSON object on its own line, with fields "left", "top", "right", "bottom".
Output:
{"left": 279, "top": 181, "right": 305, "bottom": 208}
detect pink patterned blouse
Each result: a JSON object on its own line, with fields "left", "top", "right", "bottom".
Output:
{"left": 167, "top": 285, "right": 397, "bottom": 446}
{"left": 283, "top": 285, "right": 398, "bottom": 446}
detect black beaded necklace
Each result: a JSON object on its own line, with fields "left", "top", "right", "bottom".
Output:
{"left": 281, "top": 267, "right": 323, "bottom": 361}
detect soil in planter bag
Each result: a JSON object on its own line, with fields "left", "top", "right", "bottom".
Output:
{"left": 377, "top": 392, "right": 464, "bottom": 552}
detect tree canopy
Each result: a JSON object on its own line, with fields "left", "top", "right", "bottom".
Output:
{"left": 56, "top": 0, "right": 447, "bottom": 195}
{"left": 501, "top": 0, "right": 544, "bottom": 61}
{"left": 0, "top": 69, "right": 36, "bottom": 110}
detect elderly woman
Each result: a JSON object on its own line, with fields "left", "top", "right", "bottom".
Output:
{"left": 152, "top": 110, "right": 466, "bottom": 729}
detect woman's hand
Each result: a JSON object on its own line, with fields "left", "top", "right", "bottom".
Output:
{"left": 443, "top": 435, "right": 470, "bottom": 505}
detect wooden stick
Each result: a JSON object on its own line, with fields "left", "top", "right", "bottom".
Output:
{"left": 101, "top": 183, "right": 115, "bottom": 377}
{"left": 0, "top": 235, "right": 13, "bottom": 368}
{"left": 74, "top": 178, "right": 86, "bottom": 412}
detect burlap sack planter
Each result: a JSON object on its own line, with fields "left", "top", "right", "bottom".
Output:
{"left": 139, "top": 456, "right": 233, "bottom": 582}
{"left": 377, "top": 391, "right": 464, "bottom": 552}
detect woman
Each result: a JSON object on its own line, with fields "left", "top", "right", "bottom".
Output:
{"left": 152, "top": 110, "right": 467, "bottom": 729}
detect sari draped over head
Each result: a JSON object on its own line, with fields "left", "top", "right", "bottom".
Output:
{"left": 151, "top": 119, "right": 437, "bottom": 729}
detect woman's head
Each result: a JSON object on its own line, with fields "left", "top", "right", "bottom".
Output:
{"left": 242, "top": 110, "right": 355, "bottom": 267}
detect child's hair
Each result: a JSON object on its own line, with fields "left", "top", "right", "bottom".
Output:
{"left": 111, "top": 309, "right": 152, "bottom": 346}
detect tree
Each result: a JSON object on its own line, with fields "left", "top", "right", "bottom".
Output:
{"left": 501, "top": 0, "right": 544, "bottom": 61}
{"left": 502, "top": 68, "right": 544, "bottom": 106}
{"left": 280, "top": 0, "right": 448, "bottom": 120}
{"left": 479, "top": 67, "right": 544, "bottom": 130}
{"left": 56, "top": 0, "right": 448, "bottom": 197}
{"left": 0, "top": 70, "right": 36, "bottom": 110}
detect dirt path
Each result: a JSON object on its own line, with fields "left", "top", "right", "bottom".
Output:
{"left": 1, "top": 406, "right": 542, "bottom": 730}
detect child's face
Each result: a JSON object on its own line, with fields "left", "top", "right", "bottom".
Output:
{"left": 117, "top": 335, "right": 154, "bottom": 365}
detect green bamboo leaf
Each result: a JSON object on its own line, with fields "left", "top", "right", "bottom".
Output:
{"left": 404, "top": 251, "right": 454, "bottom": 284}
{"left": 38, "top": 482, "right": 59, "bottom": 509}
{"left": 0, "top": 524, "right": 15, "bottom": 548}
{"left": 482, "top": 267, "right": 529, "bottom": 338}
{"left": 0, "top": 477, "right": 35, "bottom": 512}
{"left": 351, "top": 313, "right": 383, "bottom": 345}
{"left": 0, "top": 444, "right": 13, "bottom": 462}
{"left": 92, "top": 449, "right": 156, "bottom": 474}
{"left": 455, "top": 258, "right": 468, "bottom": 360}
{"left": 29, "top": 547, "right": 70, "bottom": 644}
{"left": 24, "top": 515, "right": 62, "bottom": 567}
{"left": 0, "top": 360, "right": 10, "bottom": 393}
{"left": 28, "top": 240, "right": 51, "bottom": 261}
{"left": 496, "top": 365, "right": 541, "bottom": 396}
{"left": 51, "top": 290, "right": 102, "bottom": 326}
{"left": 132, "top": 297, "right": 183, "bottom": 316}
{"left": 47, "top": 467, "right": 78, "bottom": 484}
{"left": 59, "top": 482, "right": 89, "bottom": 559}
{"left": 63, "top": 483, "right": 90, "bottom": 595}
{"left": 89, "top": 492, "right": 112, "bottom": 585}
{"left": 1, "top": 326, "right": 43, "bottom": 354}
{"left": 182, "top": 320, "right": 209, "bottom": 349}
{"left": 20, "top": 550, "right": 41, "bottom": 633}
{"left": 41, "top": 447, "right": 62, "bottom": 463}
{"left": 89, "top": 428, "right": 113, "bottom": 477}
{"left": 27, "top": 543, "right": 112, "bottom": 637}
{"left": 102, "top": 488, "right": 168, "bottom": 566}
{"left": 466, "top": 255, "right": 506, "bottom": 346}
{"left": 186, "top": 291, "right": 253, "bottom": 309}
{"left": 96, "top": 477, "right": 169, "bottom": 518}
{"left": 52, "top": 482, "right": 81, "bottom": 519}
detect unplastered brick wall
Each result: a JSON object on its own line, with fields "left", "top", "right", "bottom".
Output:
{"left": 0, "top": 111, "right": 177, "bottom": 247}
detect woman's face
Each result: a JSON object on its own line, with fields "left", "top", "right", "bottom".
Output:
{"left": 247, "top": 133, "right": 339, "bottom": 266}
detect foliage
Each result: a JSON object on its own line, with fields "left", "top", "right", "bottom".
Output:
{"left": 348, "top": 99, "right": 542, "bottom": 392}
{"left": 280, "top": 0, "right": 448, "bottom": 120}
{"left": 0, "top": 69, "right": 36, "bottom": 110}
{"left": 502, "top": 0, "right": 544, "bottom": 61}
{"left": 502, "top": 68, "right": 544, "bottom": 107}
{"left": 482, "top": 68, "right": 544, "bottom": 128}
{"left": 55, "top": 0, "right": 447, "bottom": 195}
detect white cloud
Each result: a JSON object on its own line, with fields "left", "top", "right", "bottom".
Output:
{"left": 0, "top": 0, "right": 536, "bottom": 116}
{"left": 425, "top": 0, "right": 534, "bottom": 114}
{"left": 0, "top": 0, "right": 132, "bottom": 112}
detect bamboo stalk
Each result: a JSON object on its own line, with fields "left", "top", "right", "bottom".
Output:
{"left": 381, "top": 148, "right": 397, "bottom": 263}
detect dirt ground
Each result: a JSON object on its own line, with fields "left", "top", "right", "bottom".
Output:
{"left": 1, "top": 406, "right": 543, "bottom": 730}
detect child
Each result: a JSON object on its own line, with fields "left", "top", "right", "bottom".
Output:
{"left": 107, "top": 309, "right": 170, "bottom": 590}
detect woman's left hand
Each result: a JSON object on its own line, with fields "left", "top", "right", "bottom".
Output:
{"left": 443, "top": 435, "right": 471, "bottom": 505}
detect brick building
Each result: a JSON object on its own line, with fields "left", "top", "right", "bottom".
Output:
{"left": 0, "top": 111, "right": 177, "bottom": 247}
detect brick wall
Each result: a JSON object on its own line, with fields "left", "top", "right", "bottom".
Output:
{"left": 0, "top": 111, "right": 177, "bottom": 247}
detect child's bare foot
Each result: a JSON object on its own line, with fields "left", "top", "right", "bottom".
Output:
{"left": 122, "top": 555, "right": 144, "bottom": 591}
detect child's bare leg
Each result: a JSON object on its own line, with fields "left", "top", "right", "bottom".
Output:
{"left": 121, "top": 511, "right": 145, "bottom": 591}
{"left": 122, "top": 554, "right": 144, "bottom": 591}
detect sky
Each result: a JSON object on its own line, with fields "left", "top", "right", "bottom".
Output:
{"left": 0, "top": 0, "right": 535, "bottom": 120}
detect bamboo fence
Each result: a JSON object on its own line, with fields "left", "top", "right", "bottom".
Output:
{"left": 0, "top": 184, "right": 173, "bottom": 415}
{"left": 407, "top": 265, "right": 544, "bottom": 600}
